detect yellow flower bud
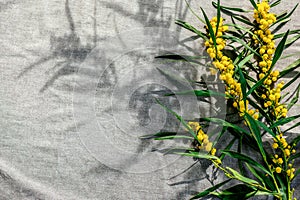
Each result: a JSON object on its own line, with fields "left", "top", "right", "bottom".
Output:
{"left": 275, "top": 167, "right": 282, "bottom": 173}
{"left": 272, "top": 143, "right": 279, "bottom": 149}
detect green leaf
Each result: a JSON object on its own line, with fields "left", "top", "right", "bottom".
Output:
{"left": 282, "top": 72, "right": 300, "bottom": 90}
{"left": 244, "top": 113, "right": 267, "bottom": 162}
{"left": 246, "top": 163, "right": 276, "bottom": 191}
{"left": 245, "top": 163, "right": 266, "bottom": 187}
{"left": 290, "top": 135, "right": 300, "bottom": 146}
{"left": 270, "top": 0, "right": 281, "bottom": 7}
{"left": 279, "top": 58, "right": 300, "bottom": 78}
{"left": 222, "top": 35, "right": 260, "bottom": 57}
{"left": 294, "top": 168, "right": 300, "bottom": 179}
{"left": 200, "top": 7, "right": 218, "bottom": 55}
{"left": 200, "top": 117, "right": 250, "bottom": 136}
{"left": 222, "top": 151, "right": 271, "bottom": 176}
{"left": 154, "top": 135, "right": 194, "bottom": 140}
{"left": 248, "top": 98, "right": 273, "bottom": 124}
{"left": 270, "top": 114, "right": 300, "bottom": 129}
{"left": 227, "top": 23, "right": 255, "bottom": 38}
{"left": 283, "top": 121, "right": 300, "bottom": 133}
{"left": 247, "top": 29, "right": 288, "bottom": 96}
{"left": 288, "top": 153, "right": 300, "bottom": 162}
{"left": 226, "top": 167, "right": 260, "bottom": 186}
{"left": 190, "top": 179, "right": 231, "bottom": 199}
{"left": 155, "top": 54, "right": 207, "bottom": 62}
{"left": 249, "top": 0, "right": 258, "bottom": 10}
{"left": 211, "top": 184, "right": 257, "bottom": 200}
{"left": 284, "top": 33, "right": 300, "bottom": 49}
{"left": 287, "top": 84, "right": 300, "bottom": 110}
{"left": 271, "top": 3, "right": 298, "bottom": 28}
{"left": 246, "top": 71, "right": 270, "bottom": 96}
{"left": 165, "top": 90, "right": 226, "bottom": 97}
{"left": 237, "top": 54, "right": 253, "bottom": 102}
{"left": 232, "top": 15, "right": 255, "bottom": 27}
{"left": 161, "top": 147, "right": 195, "bottom": 155}
{"left": 184, "top": 0, "right": 206, "bottom": 24}
{"left": 255, "top": 120, "right": 276, "bottom": 138}
{"left": 155, "top": 98, "right": 200, "bottom": 143}
{"left": 156, "top": 67, "right": 196, "bottom": 86}
{"left": 140, "top": 132, "right": 178, "bottom": 139}
{"left": 237, "top": 67, "right": 247, "bottom": 107}
{"left": 212, "top": 1, "right": 251, "bottom": 13}
{"left": 216, "top": 0, "right": 221, "bottom": 34}
{"left": 177, "top": 151, "right": 221, "bottom": 161}
{"left": 220, "top": 138, "right": 236, "bottom": 161}
{"left": 271, "top": 30, "right": 290, "bottom": 68}
{"left": 274, "top": 29, "right": 300, "bottom": 40}
{"left": 175, "top": 20, "right": 208, "bottom": 40}
{"left": 214, "top": 126, "right": 228, "bottom": 146}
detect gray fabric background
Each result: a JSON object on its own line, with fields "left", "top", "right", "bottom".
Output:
{"left": 0, "top": 0, "right": 299, "bottom": 199}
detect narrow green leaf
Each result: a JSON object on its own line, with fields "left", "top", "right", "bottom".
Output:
{"left": 290, "top": 135, "right": 300, "bottom": 146}
{"left": 210, "top": 184, "right": 257, "bottom": 200}
{"left": 279, "top": 58, "right": 300, "bottom": 78}
{"left": 200, "top": 7, "right": 218, "bottom": 55}
{"left": 227, "top": 23, "right": 256, "bottom": 38}
{"left": 282, "top": 72, "right": 300, "bottom": 90}
{"left": 140, "top": 132, "right": 178, "bottom": 139}
{"left": 212, "top": 1, "right": 251, "bottom": 12}
{"left": 287, "top": 84, "right": 300, "bottom": 110}
{"left": 175, "top": 20, "right": 208, "bottom": 40}
{"left": 165, "top": 90, "right": 225, "bottom": 97}
{"left": 247, "top": 71, "right": 271, "bottom": 96}
{"left": 178, "top": 152, "right": 220, "bottom": 161}
{"left": 232, "top": 15, "right": 255, "bottom": 27}
{"left": 222, "top": 151, "right": 271, "bottom": 176}
{"left": 222, "top": 35, "right": 260, "bottom": 57}
{"left": 161, "top": 147, "right": 195, "bottom": 155}
{"left": 200, "top": 117, "right": 249, "bottom": 135}
{"left": 220, "top": 138, "right": 236, "bottom": 161}
{"left": 270, "top": 0, "right": 281, "bottom": 7}
{"left": 270, "top": 114, "right": 300, "bottom": 129}
{"left": 245, "top": 163, "right": 266, "bottom": 187}
{"left": 274, "top": 29, "right": 300, "bottom": 40}
{"left": 288, "top": 153, "right": 300, "bottom": 162}
{"left": 155, "top": 98, "right": 199, "bottom": 143}
{"left": 255, "top": 120, "right": 276, "bottom": 138}
{"left": 238, "top": 54, "right": 253, "bottom": 102}
{"left": 271, "top": 3, "right": 298, "bottom": 27}
{"left": 190, "top": 179, "right": 231, "bottom": 199}
{"left": 283, "top": 121, "right": 300, "bottom": 133}
{"left": 214, "top": 126, "right": 228, "bottom": 146}
{"left": 238, "top": 67, "right": 247, "bottom": 107}
{"left": 294, "top": 168, "right": 300, "bottom": 179}
{"left": 271, "top": 30, "right": 290, "bottom": 68}
{"left": 155, "top": 54, "right": 207, "bottom": 62}
{"left": 248, "top": 98, "right": 273, "bottom": 124}
{"left": 154, "top": 135, "right": 194, "bottom": 140}
{"left": 226, "top": 167, "right": 260, "bottom": 186}
{"left": 216, "top": 0, "right": 221, "bottom": 34}
{"left": 285, "top": 33, "right": 300, "bottom": 49}
{"left": 249, "top": 0, "right": 258, "bottom": 10}
{"left": 156, "top": 68, "right": 197, "bottom": 88}
{"left": 246, "top": 163, "right": 276, "bottom": 191}
{"left": 244, "top": 113, "right": 267, "bottom": 161}
{"left": 184, "top": 0, "right": 206, "bottom": 24}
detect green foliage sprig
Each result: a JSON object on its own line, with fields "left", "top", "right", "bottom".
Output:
{"left": 142, "top": 0, "right": 300, "bottom": 199}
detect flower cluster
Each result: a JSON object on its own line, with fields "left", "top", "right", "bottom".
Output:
{"left": 187, "top": 122, "right": 216, "bottom": 155}
{"left": 253, "top": 0, "right": 287, "bottom": 119}
{"left": 205, "top": 17, "right": 258, "bottom": 119}
{"left": 272, "top": 133, "right": 296, "bottom": 179}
